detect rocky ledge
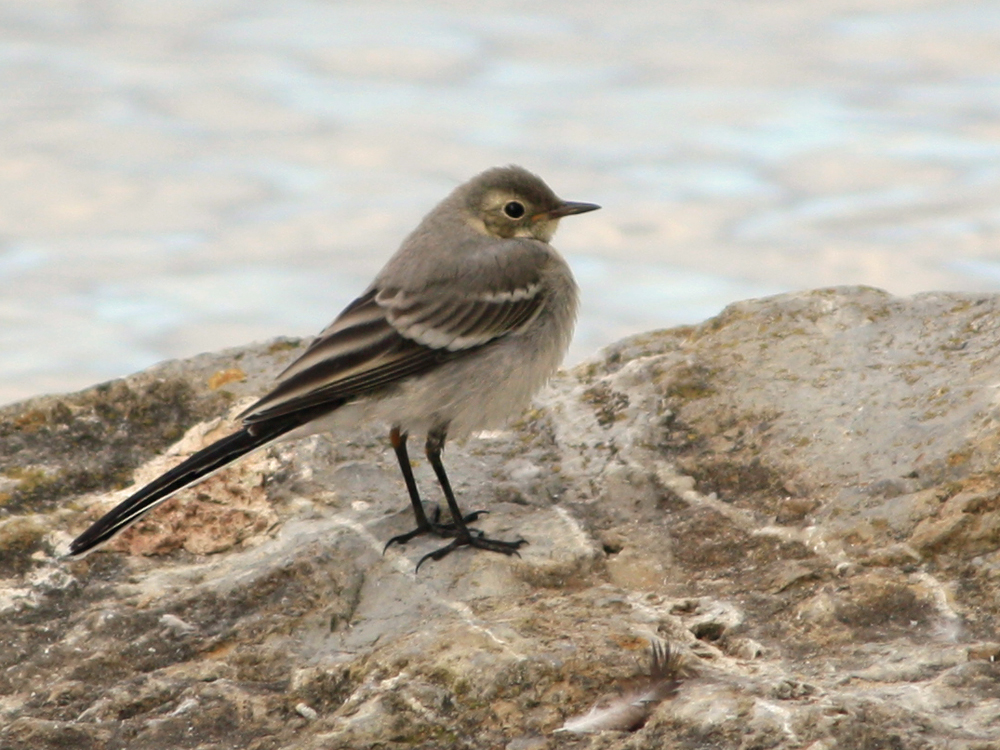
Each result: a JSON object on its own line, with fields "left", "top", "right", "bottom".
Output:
{"left": 2, "top": 286, "right": 999, "bottom": 750}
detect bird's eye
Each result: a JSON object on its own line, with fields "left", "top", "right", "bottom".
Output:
{"left": 503, "top": 200, "right": 526, "bottom": 219}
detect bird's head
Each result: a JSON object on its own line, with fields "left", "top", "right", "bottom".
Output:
{"left": 461, "top": 165, "right": 600, "bottom": 242}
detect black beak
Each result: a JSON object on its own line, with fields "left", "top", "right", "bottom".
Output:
{"left": 537, "top": 201, "right": 601, "bottom": 220}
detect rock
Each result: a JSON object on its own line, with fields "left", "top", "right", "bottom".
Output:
{"left": 2, "top": 287, "right": 1000, "bottom": 749}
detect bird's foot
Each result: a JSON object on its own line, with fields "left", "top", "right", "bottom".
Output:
{"left": 383, "top": 505, "right": 488, "bottom": 552}
{"left": 415, "top": 533, "right": 527, "bottom": 572}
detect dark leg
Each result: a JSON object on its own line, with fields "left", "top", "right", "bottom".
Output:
{"left": 416, "top": 425, "right": 527, "bottom": 570}
{"left": 383, "top": 426, "right": 486, "bottom": 551}
{"left": 391, "top": 427, "right": 431, "bottom": 529}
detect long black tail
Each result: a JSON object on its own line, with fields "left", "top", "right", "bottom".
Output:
{"left": 68, "top": 410, "right": 324, "bottom": 558}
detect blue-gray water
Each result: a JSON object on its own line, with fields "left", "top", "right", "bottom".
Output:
{"left": 3, "top": 0, "right": 1000, "bottom": 405}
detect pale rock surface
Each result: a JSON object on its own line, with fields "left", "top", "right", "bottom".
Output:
{"left": 2, "top": 286, "right": 999, "bottom": 749}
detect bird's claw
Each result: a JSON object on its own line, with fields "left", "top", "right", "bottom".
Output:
{"left": 415, "top": 534, "right": 527, "bottom": 572}
{"left": 382, "top": 506, "right": 489, "bottom": 553}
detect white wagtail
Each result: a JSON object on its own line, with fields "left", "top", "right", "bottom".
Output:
{"left": 68, "top": 165, "right": 600, "bottom": 569}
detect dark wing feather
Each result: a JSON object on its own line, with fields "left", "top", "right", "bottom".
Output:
{"left": 241, "top": 294, "right": 448, "bottom": 423}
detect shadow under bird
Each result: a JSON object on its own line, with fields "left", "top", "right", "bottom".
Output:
{"left": 68, "top": 165, "right": 600, "bottom": 569}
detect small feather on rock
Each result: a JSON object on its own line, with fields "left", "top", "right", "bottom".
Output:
{"left": 556, "top": 640, "right": 686, "bottom": 734}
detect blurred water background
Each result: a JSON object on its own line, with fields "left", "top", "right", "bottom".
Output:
{"left": 3, "top": 0, "right": 1000, "bottom": 405}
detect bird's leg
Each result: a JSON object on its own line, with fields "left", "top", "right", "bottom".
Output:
{"left": 416, "top": 425, "right": 527, "bottom": 570}
{"left": 383, "top": 426, "right": 485, "bottom": 551}
{"left": 383, "top": 427, "right": 430, "bottom": 547}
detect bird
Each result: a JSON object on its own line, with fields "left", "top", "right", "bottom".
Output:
{"left": 68, "top": 165, "right": 600, "bottom": 570}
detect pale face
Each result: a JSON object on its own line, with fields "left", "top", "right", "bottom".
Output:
{"left": 468, "top": 188, "right": 560, "bottom": 242}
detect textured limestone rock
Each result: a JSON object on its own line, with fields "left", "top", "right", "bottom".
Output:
{"left": 2, "top": 287, "right": 1000, "bottom": 749}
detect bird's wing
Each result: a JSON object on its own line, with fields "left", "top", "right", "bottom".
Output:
{"left": 240, "top": 244, "right": 548, "bottom": 424}
{"left": 374, "top": 278, "right": 543, "bottom": 351}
